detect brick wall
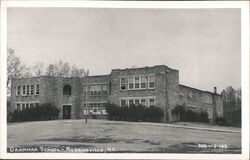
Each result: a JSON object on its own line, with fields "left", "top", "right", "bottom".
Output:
{"left": 10, "top": 65, "right": 223, "bottom": 123}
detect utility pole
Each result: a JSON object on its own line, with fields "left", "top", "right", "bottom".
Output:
{"left": 85, "top": 70, "right": 89, "bottom": 124}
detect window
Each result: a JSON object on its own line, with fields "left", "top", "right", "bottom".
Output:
{"left": 102, "top": 85, "right": 108, "bottom": 95}
{"left": 26, "top": 103, "right": 29, "bottom": 109}
{"left": 36, "top": 84, "right": 40, "bottom": 95}
{"left": 128, "top": 77, "right": 134, "bottom": 89}
{"left": 134, "top": 99, "right": 140, "bottom": 106}
{"left": 141, "top": 99, "right": 146, "bottom": 107}
{"left": 120, "top": 78, "right": 127, "bottom": 90}
{"left": 135, "top": 77, "right": 140, "bottom": 89}
{"left": 129, "top": 99, "right": 134, "bottom": 106}
{"left": 30, "top": 103, "right": 34, "bottom": 108}
{"left": 90, "top": 85, "right": 101, "bottom": 96}
{"left": 26, "top": 85, "right": 30, "bottom": 95}
{"left": 208, "top": 108, "right": 213, "bottom": 119}
{"left": 16, "top": 103, "right": 21, "bottom": 111}
{"left": 83, "top": 103, "right": 107, "bottom": 115}
{"left": 35, "top": 103, "right": 39, "bottom": 108}
{"left": 22, "top": 103, "right": 25, "bottom": 110}
{"left": 63, "top": 85, "right": 72, "bottom": 96}
{"left": 16, "top": 86, "right": 21, "bottom": 96}
{"left": 30, "top": 85, "right": 34, "bottom": 95}
{"left": 149, "top": 98, "right": 155, "bottom": 107}
{"left": 22, "top": 86, "right": 26, "bottom": 95}
{"left": 148, "top": 75, "right": 155, "bottom": 89}
{"left": 120, "top": 100, "right": 126, "bottom": 107}
{"left": 205, "top": 94, "right": 212, "bottom": 104}
{"left": 141, "top": 77, "right": 147, "bottom": 89}
{"left": 83, "top": 85, "right": 88, "bottom": 96}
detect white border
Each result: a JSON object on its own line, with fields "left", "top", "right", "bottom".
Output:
{"left": 0, "top": 1, "right": 249, "bottom": 160}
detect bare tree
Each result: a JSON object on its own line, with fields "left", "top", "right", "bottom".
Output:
{"left": 7, "top": 47, "right": 25, "bottom": 94}
{"left": 33, "top": 62, "right": 45, "bottom": 77}
{"left": 45, "top": 64, "right": 57, "bottom": 77}
{"left": 54, "top": 60, "right": 71, "bottom": 77}
{"left": 45, "top": 60, "right": 71, "bottom": 77}
{"left": 71, "top": 65, "right": 86, "bottom": 78}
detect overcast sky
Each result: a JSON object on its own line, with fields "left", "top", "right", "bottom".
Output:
{"left": 7, "top": 8, "right": 241, "bottom": 93}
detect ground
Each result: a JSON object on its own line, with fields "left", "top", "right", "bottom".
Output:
{"left": 7, "top": 119, "right": 241, "bottom": 153}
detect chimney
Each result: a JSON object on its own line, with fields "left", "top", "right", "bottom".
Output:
{"left": 214, "top": 87, "right": 217, "bottom": 94}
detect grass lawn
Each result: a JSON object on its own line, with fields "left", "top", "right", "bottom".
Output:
{"left": 7, "top": 119, "right": 241, "bottom": 153}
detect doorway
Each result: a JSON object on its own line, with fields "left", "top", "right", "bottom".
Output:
{"left": 63, "top": 105, "right": 71, "bottom": 119}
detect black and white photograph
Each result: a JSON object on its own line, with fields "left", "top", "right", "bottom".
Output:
{"left": 0, "top": 1, "right": 249, "bottom": 159}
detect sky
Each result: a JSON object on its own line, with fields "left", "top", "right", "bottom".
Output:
{"left": 7, "top": 8, "right": 241, "bottom": 93}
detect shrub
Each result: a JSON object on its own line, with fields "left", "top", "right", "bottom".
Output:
{"left": 11, "top": 103, "right": 59, "bottom": 122}
{"left": 216, "top": 117, "right": 228, "bottom": 126}
{"left": 105, "top": 103, "right": 163, "bottom": 122}
{"left": 172, "top": 105, "right": 209, "bottom": 123}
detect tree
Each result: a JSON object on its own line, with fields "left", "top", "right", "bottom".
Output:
{"left": 45, "top": 64, "right": 57, "bottom": 76}
{"left": 32, "top": 62, "right": 45, "bottom": 77}
{"left": 7, "top": 47, "right": 26, "bottom": 94}
{"left": 45, "top": 60, "right": 72, "bottom": 77}
{"left": 71, "top": 65, "right": 86, "bottom": 77}
{"left": 221, "top": 86, "right": 241, "bottom": 126}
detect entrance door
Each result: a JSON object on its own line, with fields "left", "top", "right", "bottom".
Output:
{"left": 63, "top": 105, "right": 71, "bottom": 119}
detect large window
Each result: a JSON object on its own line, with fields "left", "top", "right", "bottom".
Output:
{"left": 15, "top": 102, "right": 40, "bottom": 111}
{"left": 18, "top": 84, "right": 39, "bottom": 96}
{"left": 123, "top": 74, "right": 155, "bottom": 90}
{"left": 82, "top": 102, "right": 107, "bottom": 115}
{"left": 63, "top": 85, "right": 72, "bottom": 96}
{"left": 120, "top": 97, "right": 155, "bottom": 108}
{"left": 84, "top": 84, "right": 108, "bottom": 96}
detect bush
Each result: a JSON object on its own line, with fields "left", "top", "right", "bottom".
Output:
{"left": 172, "top": 105, "right": 209, "bottom": 123}
{"left": 216, "top": 117, "right": 228, "bottom": 126}
{"left": 11, "top": 103, "right": 59, "bottom": 122}
{"left": 106, "top": 103, "right": 163, "bottom": 123}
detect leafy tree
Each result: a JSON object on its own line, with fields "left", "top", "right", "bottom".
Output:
{"left": 221, "top": 86, "right": 241, "bottom": 126}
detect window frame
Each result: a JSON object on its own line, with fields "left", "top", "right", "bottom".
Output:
{"left": 120, "top": 77, "right": 127, "bottom": 91}
{"left": 148, "top": 75, "right": 155, "bottom": 89}
{"left": 30, "top": 85, "right": 34, "bottom": 95}
{"left": 35, "top": 84, "right": 40, "bottom": 95}
{"left": 22, "top": 85, "right": 26, "bottom": 96}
